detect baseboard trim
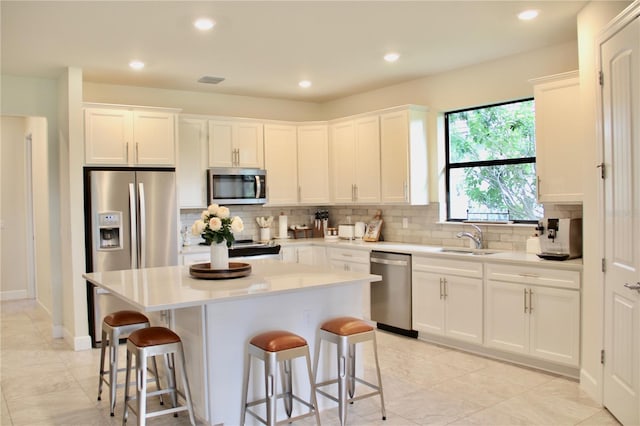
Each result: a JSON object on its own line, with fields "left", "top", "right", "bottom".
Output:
{"left": 63, "top": 327, "right": 92, "bottom": 351}
{"left": 580, "top": 368, "right": 603, "bottom": 404}
{"left": 0, "top": 290, "right": 28, "bottom": 301}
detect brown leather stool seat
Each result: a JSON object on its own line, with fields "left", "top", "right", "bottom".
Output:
{"left": 320, "top": 316, "right": 374, "bottom": 336}
{"left": 313, "top": 316, "right": 386, "bottom": 425}
{"left": 97, "top": 310, "right": 160, "bottom": 417}
{"left": 123, "top": 326, "right": 195, "bottom": 425}
{"left": 240, "top": 330, "right": 320, "bottom": 425}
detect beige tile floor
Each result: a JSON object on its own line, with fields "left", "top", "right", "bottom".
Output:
{"left": 0, "top": 299, "right": 620, "bottom": 426}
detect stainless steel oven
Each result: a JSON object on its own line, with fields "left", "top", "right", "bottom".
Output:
{"left": 207, "top": 167, "right": 266, "bottom": 205}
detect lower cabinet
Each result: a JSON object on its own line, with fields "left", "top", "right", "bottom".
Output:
{"left": 484, "top": 263, "right": 580, "bottom": 367}
{"left": 281, "top": 245, "right": 314, "bottom": 265}
{"left": 412, "top": 257, "right": 483, "bottom": 344}
{"left": 327, "top": 246, "right": 371, "bottom": 319}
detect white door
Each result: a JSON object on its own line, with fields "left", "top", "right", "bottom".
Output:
{"left": 601, "top": 11, "right": 640, "bottom": 426}
{"left": 484, "top": 280, "right": 528, "bottom": 355}
{"left": 264, "top": 124, "right": 298, "bottom": 205}
{"left": 411, "top": 271, "right": 445, "bottom": 335}
{"left": 444, "top": 276, "right": 483, "bottom": 344}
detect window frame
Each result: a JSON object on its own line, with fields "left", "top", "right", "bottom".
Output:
{"left": 444, "top": 98, "right": 538, "bottom": 224}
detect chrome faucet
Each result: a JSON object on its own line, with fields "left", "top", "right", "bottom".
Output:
{"left": 456, "top": 224, "right": 484, "bottom": 249}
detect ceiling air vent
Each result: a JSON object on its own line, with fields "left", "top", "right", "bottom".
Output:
{"left": 198, "top": 76, "right": 225, "bottom": 84}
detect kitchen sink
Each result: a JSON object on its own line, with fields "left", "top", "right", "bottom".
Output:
{"left": 437, "top": 248, "right": 498, "bottom": 256}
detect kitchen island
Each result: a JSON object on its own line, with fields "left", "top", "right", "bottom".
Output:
{"left": 83, "top": 259, "right": 381, "bottom": 425}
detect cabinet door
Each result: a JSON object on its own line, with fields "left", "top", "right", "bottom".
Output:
{"left": 444, "top": 276, "right": 483, "bottom": 344}
{"left": 296, "top": 246, "right": 315, "bottom": 266}
{"left": 380, "top": 111, "right": 409, "bottom": 203}
{"left": 133, "top": 110, "right": 176, "bottom": 165}
{"left": 264, "top": 124, "right": 298, "bottom": 205}
{"left": 529, "top": 286, "right": 580, "bottom": 366}
{"left": 208, "top": 120, "right": 234, "bottom": 167}
{"left": 84, "top": 108, "right": 131, "bottom": 165}
{"left": 412, "top": 270, "right": 445, "bottom": 335}
{"left": 354, "top": 116, "right": 380, "bottom": 203}
{"left": 234, "top": 121, "right": 264, "bottom": 168}
{"left": 298, "top": 125, "right": 330, "bottom": 204}
{"left": 533, "top": 72, "right": 582, "bottom": 203}
{"left": 330, "top": 121, "right": 356, "bottom": 203}
{"left": 485, "top": 280, "right": 529, "bottom": 354}
{"left": 281, "top": 246, "right": 297, "bottom": 263}
{"left": 178, "top": 118, "right": 208, "bottom": 208}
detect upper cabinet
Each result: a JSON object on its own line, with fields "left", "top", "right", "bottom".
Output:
{"left": 330, "top": 116, "right": 380, "bottom": 204}
{"left": 177, "top": 117, "right": 208, "bottom": 208}
{"left": 208, "top": 119, "right": 264, "bottom": 168}
{"left": 84, "top": 105, "right": 177, "bottom": 166}
{"left": 264, "top": 123, "right": 298, "bottom": 205}
{"left": 531, "top": 71, "right": 582, "bottom": 203}
{"left": 380, "top": 107, "right": 429, "bottom": 205}
{"left": 297, "top": 124, "right": 330, "bottom": 204}
{"left": 264, "top": 123, "right": 330, "bottom": 206}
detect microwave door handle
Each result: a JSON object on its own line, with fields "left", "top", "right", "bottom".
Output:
{"left": 129, "top": 183, "right": 138, "bottom": 269}
{"left": 138, "top": 182, "right": 146, "bottom": 268}
{"left": 255, "top": 175, "right": 262, "bottom": 200}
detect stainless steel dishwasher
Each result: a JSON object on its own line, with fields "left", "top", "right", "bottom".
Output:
{"left": 370, "top": 251, "right": 417, "bottom": 338}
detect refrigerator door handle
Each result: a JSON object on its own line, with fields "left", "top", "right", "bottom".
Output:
{"left": 138, "top": 182, "right": 146, "bottom": 268}
{"left": 129, "top": 183, "right": 138, "bottom": 268}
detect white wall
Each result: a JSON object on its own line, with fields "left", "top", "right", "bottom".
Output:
{"left": 83, "top": 82, "right": 323, "bottom": 122}
{"left": 1, "top": 117, "right": 29, "bottom": 299}
{"left": 577, "top": 0, "right": 632, "bottom": 403}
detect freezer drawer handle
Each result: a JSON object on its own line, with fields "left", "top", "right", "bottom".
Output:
{"left": 370, "top": 257, "right": 408, "bottom": 267}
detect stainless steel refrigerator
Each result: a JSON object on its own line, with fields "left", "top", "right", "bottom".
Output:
{"left": 84, "top": 168, "right": 178, "bottom": 346}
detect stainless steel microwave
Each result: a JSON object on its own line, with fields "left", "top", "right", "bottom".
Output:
{"left": 207, "top": 168, "right": 267, "bottom": 205}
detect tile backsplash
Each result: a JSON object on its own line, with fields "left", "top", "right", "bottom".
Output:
{"left": 180, "top": 203, "right": 583, "bottom": 251}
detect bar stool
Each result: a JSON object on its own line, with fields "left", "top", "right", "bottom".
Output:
{"left": 240, "top": 330, "right": 321, "bottom": 425}
{"left": 97, "top": 310, "right": 162, "bottom": 417}
{"left": 123, "top": 326, "right": 196, "bottom": 426}
{"left": 313, "top": 316, "right": 386, "bottom": 425}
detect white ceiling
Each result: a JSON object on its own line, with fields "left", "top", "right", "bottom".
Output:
{"left": 1, "top": 1, "right": 589, "bottom": 103}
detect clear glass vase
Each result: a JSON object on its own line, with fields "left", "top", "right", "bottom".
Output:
{"left": 209, "top": 241, "right": 229, "bottom": 269}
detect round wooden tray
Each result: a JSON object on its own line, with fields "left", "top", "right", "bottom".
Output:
{"left": 189, "top": 262, "right": 252, "bottom": 280}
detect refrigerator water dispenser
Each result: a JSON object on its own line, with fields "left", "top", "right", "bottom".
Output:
{"left": 97, "top": 211, "right": 123, "bottom": 250}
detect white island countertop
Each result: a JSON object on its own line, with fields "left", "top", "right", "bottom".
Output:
{"left": 83, "top": 259, "right": 381, "bottom": 312}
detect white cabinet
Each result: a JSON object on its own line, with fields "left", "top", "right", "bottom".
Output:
{"left": 84, "top": 106, "right": 176, "bottom": 166}
{"left": 264, "top": 123, "right": 298, "bottom": 205}
{"left": 531, "top": 71, "right": 582, "bottom": 203}
{"left": 263, "top": 123, "right": 330, "bottom": 206}
{"left": 484, "top": 263, "right": 580, "bottom": 366}
{"left": 297, "top": 125, "right": 330, "bottom": 204}
{"left": 380, "top": 107, "right": 429, "bottom": 205}
{"left": 330, "top": 116, "right": 380, "bottom": 204}
{"left": 208, "top": 120, "right": 264, "bottom": 168}
{"left": 181, "top": 251, "right": 211, "bottom": 266}
{"left": 281, "top": 245, "right": 312, "bottom": 265}
{"left": 327, "top": 246, "right": 371, "bottom": 319}
{"left": 178, "top": 117, "right": 208, "bottom": 208}
{"left": 412, "top": 256, "right": 483, "bottom": 344}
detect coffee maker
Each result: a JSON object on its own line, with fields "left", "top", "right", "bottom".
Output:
{"left": 537, "top": 218, "right": 583, "bottom": 260}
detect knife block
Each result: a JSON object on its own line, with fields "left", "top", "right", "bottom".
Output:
{"left": 313, "top": 220, "right": 324, "bottom": 238}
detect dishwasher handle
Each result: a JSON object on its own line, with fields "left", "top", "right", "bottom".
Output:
{"left": 370, "top": 257, "right": 409, "bottom": 267}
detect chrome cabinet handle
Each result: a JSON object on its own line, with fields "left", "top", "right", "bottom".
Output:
{"left": 298, "top": 186, "right": 301, "bottom": 202}
{"left": 439, "top": 278, "right": 443, "bottom": 299}
{"left": 524, "top": 288, "right": 528, "bottom": 313}
{"left": 536, "top": 176, "right": 541, "bottom": 198}
{"left": 126, "top": 142, "right": 129, "bottom": 163}
{"left": 624, "top": 282, "right": 640, "bottom": 293}
{"left": 404, "top": 181, "right": 408, "bottom": 202}
{"left": 443, "top": 278, "right": 448, "bottom": 299}
{"left": 529, "top": 288, "right": 533, "bottom": 313}
{"left": 135, "top": 142, "right": 139, "bottom": 163}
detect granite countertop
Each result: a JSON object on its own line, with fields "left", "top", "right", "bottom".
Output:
{"left": 83, "top": 260, "right": 381, "bottom": 312}
{"left": 181, "top": 238, "right": 583, "bottom": 272}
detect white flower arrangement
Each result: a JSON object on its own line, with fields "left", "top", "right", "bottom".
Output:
{"left": 191, "top": 204, "right": 244, "bottom": 247}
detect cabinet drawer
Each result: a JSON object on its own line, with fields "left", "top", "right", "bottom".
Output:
{"left": 412, "top": 256, "right": 483, "bottom": 279}
{"left": 327, "top": 247, "right": 370, "bottom": 264}
{"left": 486, "top": 263, "right": 580, "bottom": 290}
{"left": 181, "top": 252, "right": 210, "bottom": 266}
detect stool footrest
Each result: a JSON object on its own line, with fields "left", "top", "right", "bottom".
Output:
{"left": 245, "top": 396, "right": 318, "bottom": 426}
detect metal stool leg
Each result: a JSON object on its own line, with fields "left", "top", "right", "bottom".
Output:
{"left": 337, "top": 335, "right": 349, "bottom": 426}
{"left": 348, "top": 342, "right": 356, "bottom": 400}
{"left": 176, "top": 343, "right": 196, "bottom": 425}
{"left": 280, "top": 359, "right": 293, "bottom": 417}
{"left": 163, "top": 353, "right": 179, "bottom": 413}
{"left": 240, "top": 351, "right": 251, "bottom": 425}
{"left": 135, "top": 349, "right": 148, "bottom": 426}
{"left": 372, "top": 332, "right": 386, "bottom": 420}
{"left": 109, "top": 327, "right": 121, "bottom": 417}
{"left": 97, "top": 329, "right": 108, "bottom": 403}
{"left": 265, "top": 352, "right": 277, "bottom": 426}
{"left": 304, "top": 349, "right": 321, "bottom": 425}
{"left": 123, "top": 348, "right": 133, "bottom": 424}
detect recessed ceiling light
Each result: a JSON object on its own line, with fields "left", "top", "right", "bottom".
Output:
{"left": 299, "top": 80, "right": 312, "bottom": 88}
{"left": 129, "top": 60, "right": 145, "bottom": 70}
{"left": 194, "top": 18, "right": 215, "bottom": 31}
{"left": 384, "top": 52, "right": 400, "bottom": 63}
{"left": 518, "top": 10, "right": 539, "bottom": 20}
